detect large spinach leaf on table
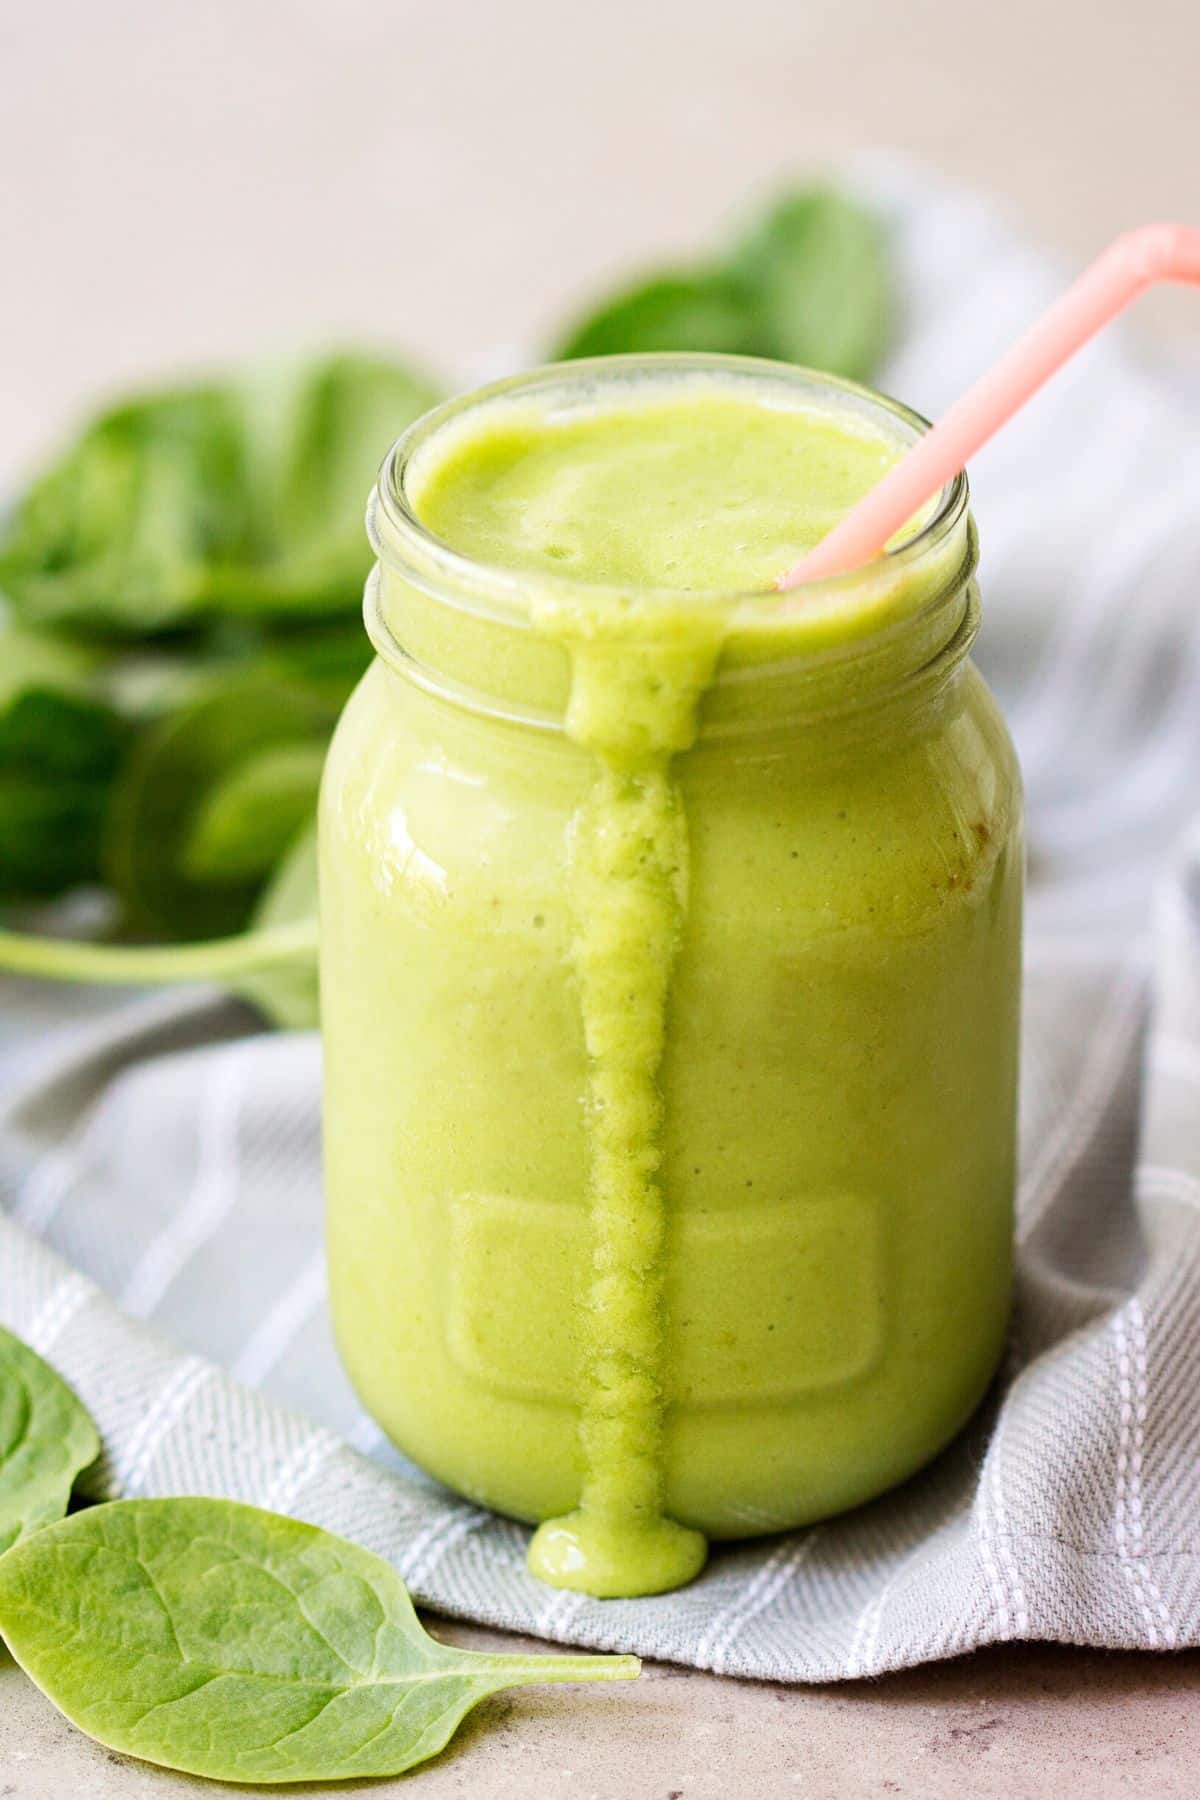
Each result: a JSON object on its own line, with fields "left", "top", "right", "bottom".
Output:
{"left": 0, "top": 1497, "right": 638, "bottom": 1783}
{"left": 0, "top": 1335, "right": 637, "bottom": 1783}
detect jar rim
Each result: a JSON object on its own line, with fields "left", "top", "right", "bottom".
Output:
{"left": 363, "top": 560, "right": 981, "bottom": 740}
{"left": 367, "top": 353, "right": 970, "bottom": 628}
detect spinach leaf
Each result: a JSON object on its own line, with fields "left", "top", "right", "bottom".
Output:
{"left": 0, "top": 353, "right": 438, "bottom": 636}
{"left": 253, "top": 616, "right": 373, "bottom": 709}
{"left": 195, "top": 352, "right": 441, "bottom": 620}
{"left": 0, "top": 1327, "right": 99, "bottom": 1556}
{"left": 0, "top": 1498, "right": 638, "bottom": 1783}
{"left": 236, "top": 823, "right": 320, "bottom": 1029}
{"left": 730, "top": 188, "right": 891, "bottom": 381}
{"left": 104, "top": 676, "right": 337, "bottom": 939}
{"left": 0, "top": 387, "right": 253, "bottom": 634}
{"left": 553, "top": 184, "right": 892, "bottom": 382}
{"left": 0, "top": 629, "right": 128, "bottom": 895}
{"left": 0, "top": 774, "right": 110, "bottom": 898}
{"left": 181, "top": 743, "right": 327, "bottom": 884}
{"left": 0, "top": 625, "right": 102, "bottom": 715}
{"left": 555, "top": 273, "right": 759, "bottom": 361}
{"left": 265, "top": 351, "right": 439, "bottom": 555}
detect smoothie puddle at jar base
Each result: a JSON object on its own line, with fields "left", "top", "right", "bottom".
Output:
{"left": 406, "top": 392, "right": 921, "bottom": 1598}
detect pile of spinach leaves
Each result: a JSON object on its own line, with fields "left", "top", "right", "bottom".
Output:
{"left": 0, "top": 186, "right": 891, "bottom": 1027}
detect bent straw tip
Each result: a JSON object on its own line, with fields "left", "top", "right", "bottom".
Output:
{"left": 1113, "top": 221, "right": 1200, "bottom": 284}
{"left": 776, "top": 219, "right": 1200, "bottom": 593}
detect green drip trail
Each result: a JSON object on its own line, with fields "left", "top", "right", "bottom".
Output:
{"left": 412, "top": 385, "right": 908, "bottom": 1598}
{"left": 525, "top": 625, "right": 719, "bottom": 1596}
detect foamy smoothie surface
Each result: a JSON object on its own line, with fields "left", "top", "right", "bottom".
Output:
{"left": 409, "top": 385, "right": 907, "bottom": 593}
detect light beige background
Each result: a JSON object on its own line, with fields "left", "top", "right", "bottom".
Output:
{"left": 2, "top": 0, "right": 1198, "bottom": 490}
{"left": 3, "top": 1, "right": 1200, "bottom": 1794}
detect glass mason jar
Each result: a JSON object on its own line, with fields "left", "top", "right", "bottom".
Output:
{"left": 320, "top": 357, "right": 1023, "bottom": 1588}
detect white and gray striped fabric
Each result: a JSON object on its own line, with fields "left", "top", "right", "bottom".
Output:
{"left": 3, "top": 167, "right": 1200, "bottom": 1681}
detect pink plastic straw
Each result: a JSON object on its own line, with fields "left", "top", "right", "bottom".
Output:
{"left": 778, "top": 223, "right": 1200, "bottom": 589}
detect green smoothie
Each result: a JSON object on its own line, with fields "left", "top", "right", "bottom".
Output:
{"left": 320, "top": 359, "right": 1022, "bottom": 1600}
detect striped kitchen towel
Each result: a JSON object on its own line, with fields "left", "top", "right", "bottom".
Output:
{"left": 2, "top": 163, "right": 1199, "bottom": 1680}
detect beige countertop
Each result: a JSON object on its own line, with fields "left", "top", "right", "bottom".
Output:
{"left": 4, "top": 0, "right": 1200, "bottom": 1793}
{"left": 3, "top": 1618, "right": 1200, "bottom": 1798}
